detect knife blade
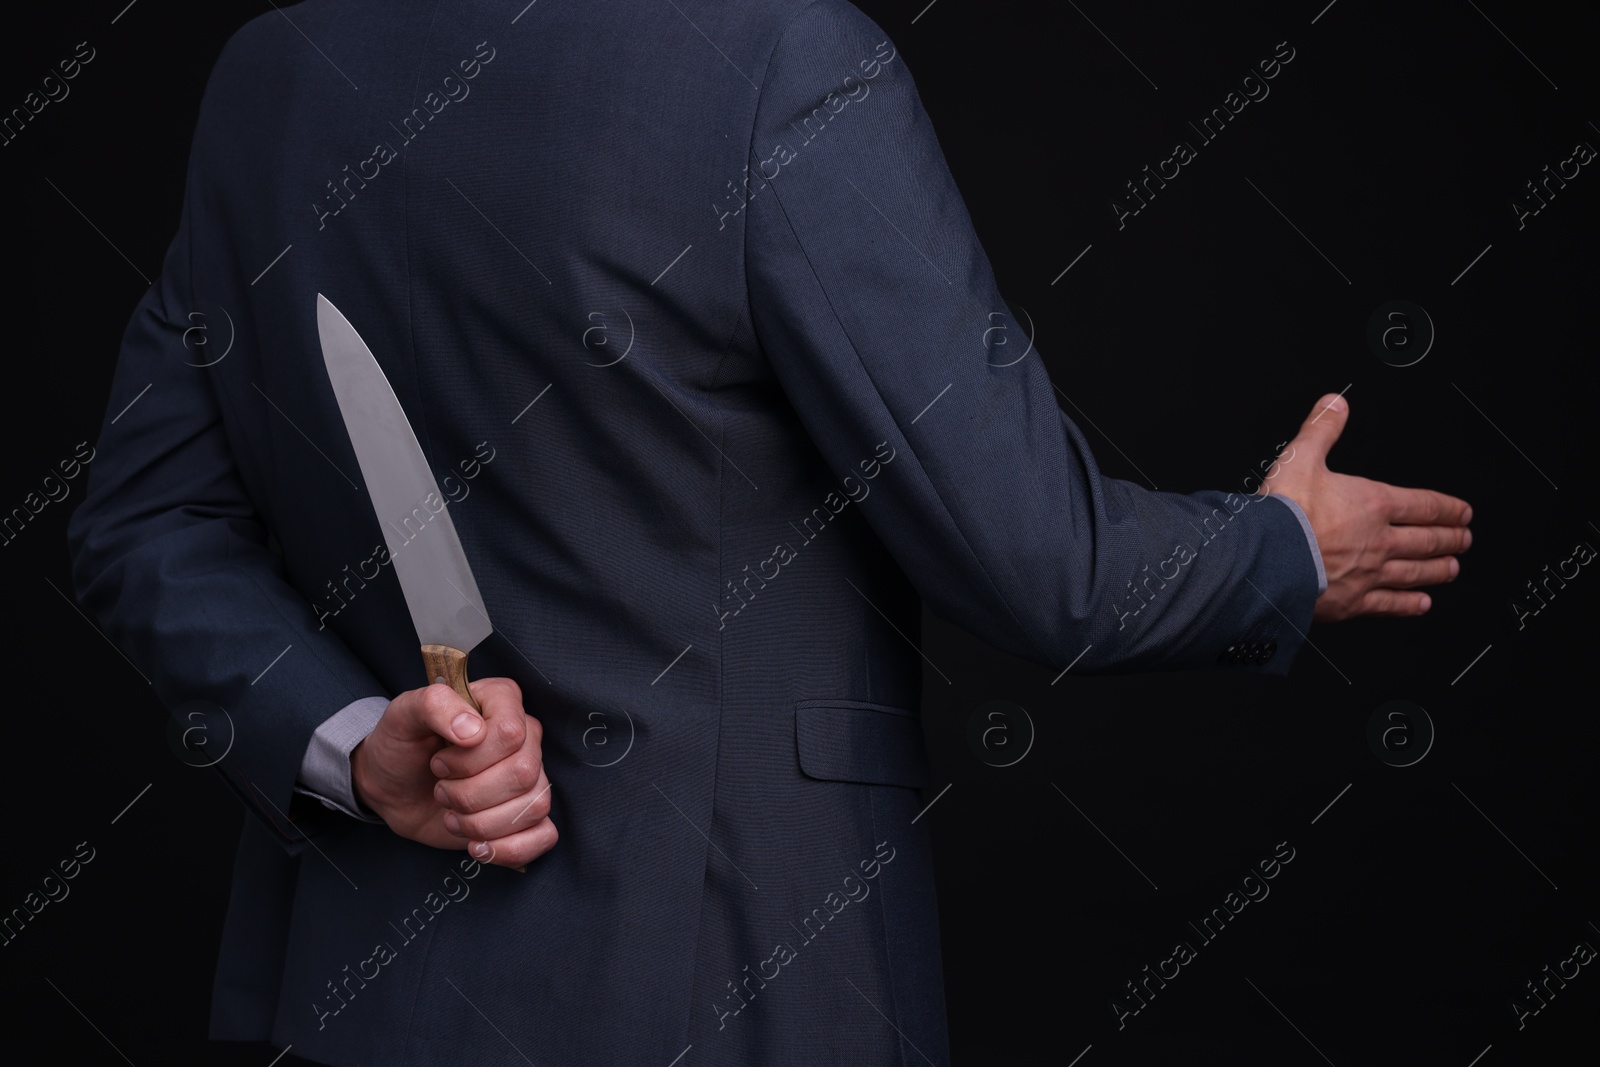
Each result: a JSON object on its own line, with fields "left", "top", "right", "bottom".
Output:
{"left": 316, "top": 293, "right": 492, "bottom": 712}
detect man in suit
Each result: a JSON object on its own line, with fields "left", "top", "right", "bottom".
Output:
{"left": 66, "top": 1, "right": 1469, "bottom": 1064}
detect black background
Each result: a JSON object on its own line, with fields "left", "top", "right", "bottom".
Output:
{"left": 2, "top": 1, "right": 1595, "bottom": 1064}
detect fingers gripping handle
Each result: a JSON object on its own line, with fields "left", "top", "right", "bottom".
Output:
{"left": 420, "top": 644, "right": 525, "bottom": 872}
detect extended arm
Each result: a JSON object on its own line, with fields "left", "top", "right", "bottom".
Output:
{"left": 743, "top": 0, "right": 1466, "bottom": 674}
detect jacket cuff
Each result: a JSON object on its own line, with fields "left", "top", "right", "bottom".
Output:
{"left": 1265, "top": 492, "right": 1327, "bottom": 595}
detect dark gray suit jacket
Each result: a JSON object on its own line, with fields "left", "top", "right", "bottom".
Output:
{"left": 67, "top": 1, "right": 1322, "bottom": 1063}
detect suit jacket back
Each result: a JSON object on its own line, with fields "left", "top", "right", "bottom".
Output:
{"left": 67, "top": 1, "right": 1320, "bottom": 1063}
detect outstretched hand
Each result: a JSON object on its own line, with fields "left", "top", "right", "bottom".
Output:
{"left": 1267, "top": 393, "right": 1473, "bottom": 623}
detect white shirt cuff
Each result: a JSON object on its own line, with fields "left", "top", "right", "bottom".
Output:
{"left": 1266, "top": 492, "right": 1328, "bottom": 595}
{"left": 295, "top": 695, "right": 390, "bottom": 823}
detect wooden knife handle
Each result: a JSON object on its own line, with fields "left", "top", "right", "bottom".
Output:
{"left": 421, "top": 644, "right": 481, "bottom": 713}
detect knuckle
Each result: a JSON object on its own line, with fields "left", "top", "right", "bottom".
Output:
{"left": 493, "top": 712, "right": 525, "bottom": 748}
{"left": 523, "top": 789, "right": 552, "bottom": 823}
{"left": 510, "top": 754, "right": 542, "bottom": 791}
{"left": 525, "top": 715, "right": 544, "bottom": 746}
{"left": 477, "top": 676, "right": 523, "bottom": 707}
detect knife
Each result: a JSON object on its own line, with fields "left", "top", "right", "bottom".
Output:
{"left": 316, "top": 293, "right": 493, "bottom": 713}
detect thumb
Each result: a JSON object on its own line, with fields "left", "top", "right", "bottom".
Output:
{"left": 1287, "top": 393, "right": 1348, "bottom": 466}
{"left": 390, "top": 683, "right": 486, "bottom": 746}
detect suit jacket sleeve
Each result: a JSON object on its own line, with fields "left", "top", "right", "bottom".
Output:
{"left": 744, "top": 0, "right": 1321, "bottom": 675}
{"left": 66, "top": 132, "right": 390, "bottom": 854}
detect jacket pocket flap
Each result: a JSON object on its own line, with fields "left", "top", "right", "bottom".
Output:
{"left": 795, "top": 699, "right": 932, "bottom": 788}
